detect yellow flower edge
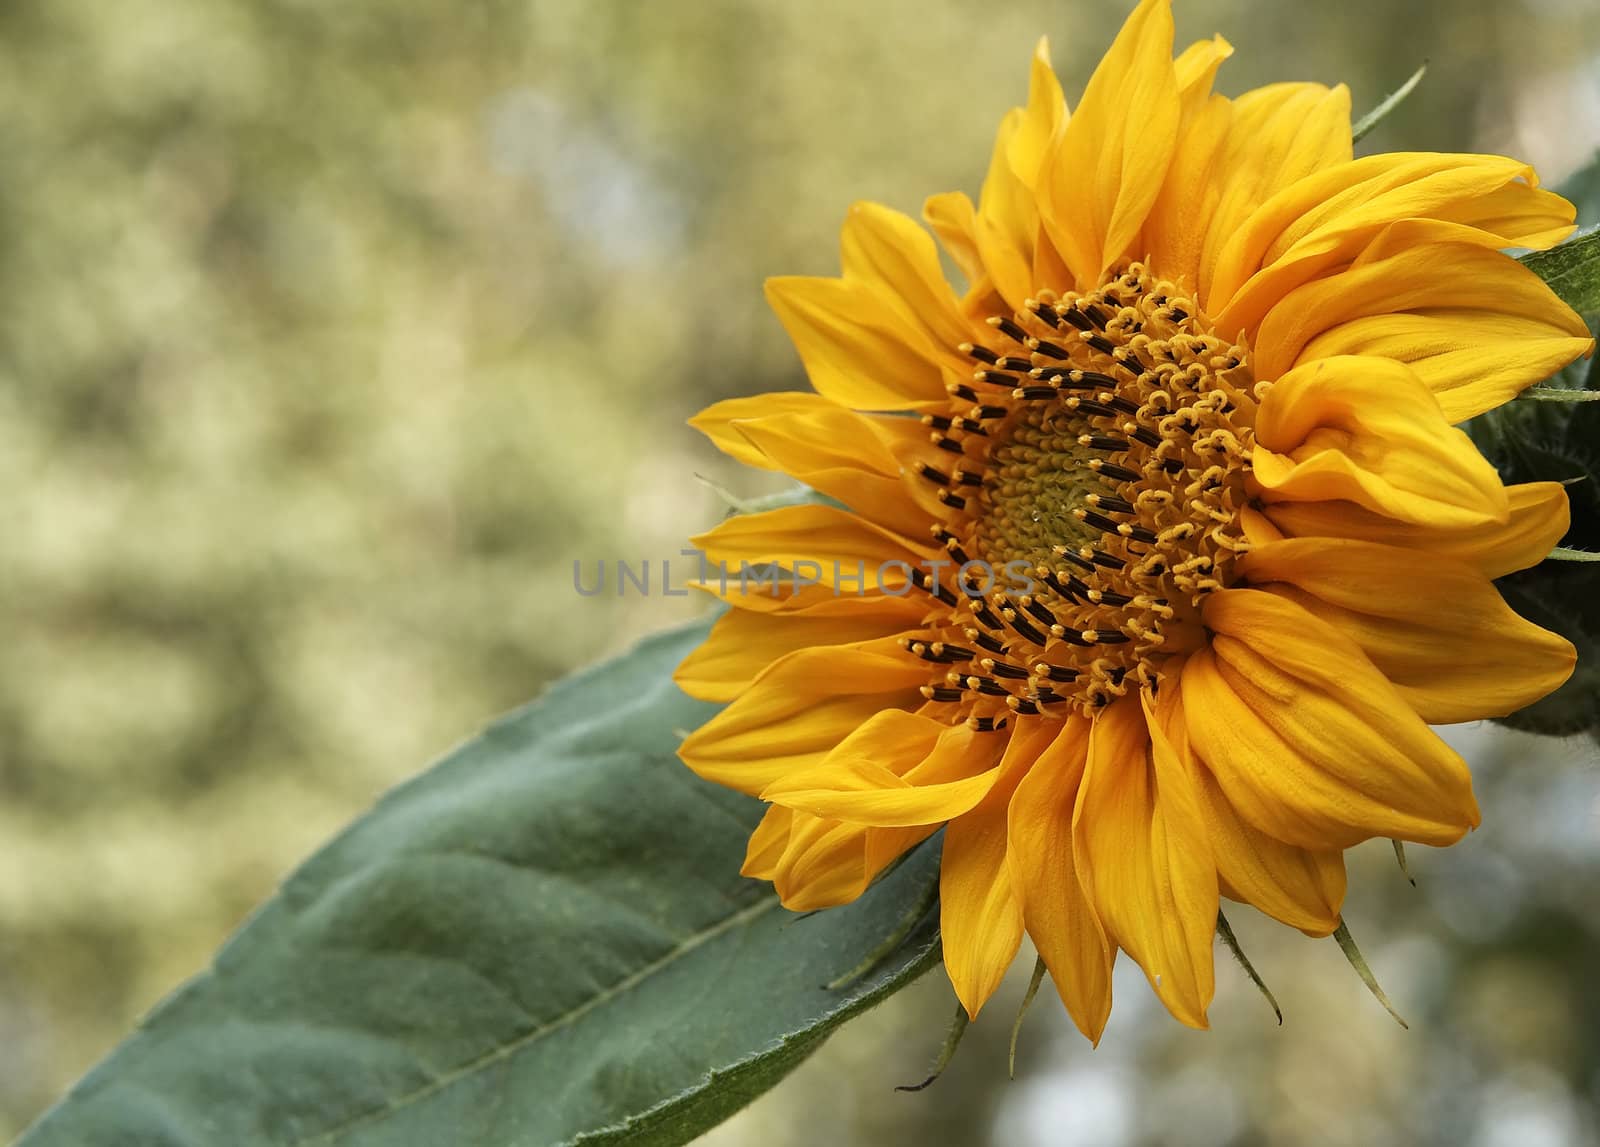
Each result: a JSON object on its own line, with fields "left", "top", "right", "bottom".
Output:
{"left": 676, "top": 0, "right": 1592, "bottom": 1043}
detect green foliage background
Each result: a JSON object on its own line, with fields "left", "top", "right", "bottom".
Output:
{"left": 2, "top": 0, "right": 1599, "bottom": 1143}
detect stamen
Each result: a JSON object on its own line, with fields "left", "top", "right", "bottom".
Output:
{"left": 987, "top": 316, "right": 1029, "bottom": 343}
{"left": 908, "top": 261, "right": 1255, "bottom": 717}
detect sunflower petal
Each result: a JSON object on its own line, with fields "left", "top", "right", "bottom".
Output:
{"left": 1006, "top": 37, "right": 1068, "bottom": 188}
{"left": 975, "top": 108, "right": 1041, "bottom": 313}
{"left": 692, "top": 394, "right": 933, "bottom": 538}
{"left": 1184, "top": 588, "right": 1480, "bottom": 850}
{"left": 1252, "top": 355, "right": 1507, "bottom": 528}
{"left": 1262, "top": 480, "right": 1572, "bottom": 579}
{"left": 1144, "top": 33, "right": 1234, "bottom": 291}
{"left": 841, "top": 202, "right": 972, "bottom": 353}
{"left": 1252, "top": 229, "right": 1591, "bottom": 420}
{"left": 1036, "top": 0, "right": 1179, "bottom": 288}
{"left": 1150, "top": 673, "right": 1345, "bottom": 935}
{"left": 761, "top": 714, "right": 1007, "bottom": 826}
{"left": 924, "top": 191, "right": 985, "bottom": 290}
{"left": 1006, "top": 715, "right": 1113, "bottom": 1043}
{"left": 691, "top": 392, "right": 842, "bottom": 469}
{"left": 692, "top": 502, "right": 928, "bottom": 594}
{"left": 764, "top": 275, "right": 952, "bottom": 411}
{"left": 769, "top": 811, "right": 933, "bottom": 911}
{"left": 939, "top": 721, "right": 1048, "bottom": 1017}
{"left": 675, "top": 605, "right": 920, "bottom": 703}
{"left": 678, "top": 638, "right": 928, "bottom": 794}
{"left": 1144, "top": 91, "right": 1230, "bottom": 294}
{"left": 1208, "top": 152, "right": 1575, "bottom": 323}
{"left": 1196, "top": 82, "right": 1353, "bottom": 304}
{"left": 1173, "top": 35, "right": 1233, "bottom": 98}
{"left": 1301, "top": 310, "right": 1593, "bottom": 426}
{"left": 1239, "top": 536, "right": 1576, "bottom": 723}
{"left": 1073, "top": 694, "right": 1217, "bottom": 1029}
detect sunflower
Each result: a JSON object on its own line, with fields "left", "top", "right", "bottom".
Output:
{"left": 675, "top": 0, "right": 1591, "bottom": 1041}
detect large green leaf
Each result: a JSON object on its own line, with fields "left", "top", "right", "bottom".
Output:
{"left": 20, "top": 618, "right": 943, "bottom": 1147}
{"left": 1519, "top": 228, "right": 1600, "bottom": 320}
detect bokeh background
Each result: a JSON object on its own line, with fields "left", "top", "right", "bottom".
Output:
{"left": 3, "top": 0, "right": 1599, "bottom": 1142}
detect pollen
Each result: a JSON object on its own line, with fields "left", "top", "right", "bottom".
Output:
{"left": 914, "top": 262, "right": 1259, "bottom": 721}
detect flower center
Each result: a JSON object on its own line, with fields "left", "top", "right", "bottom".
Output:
{"left": 906, "top": 262, "right": 1258, "bottom": 725}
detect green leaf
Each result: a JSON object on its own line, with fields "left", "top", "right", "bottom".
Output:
{"left": 1518, "top": 228, "right": 1600, "bottom": 317}
{"left": 20, "top": 618, "right": 943, "bottom": 1147}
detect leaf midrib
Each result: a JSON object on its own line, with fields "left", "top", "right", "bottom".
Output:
{"left": 289, "top": 892, "right": 780, "bottom": 1145}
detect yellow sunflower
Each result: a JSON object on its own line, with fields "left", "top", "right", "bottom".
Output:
{"left": 676, "top": 0, "right": 1591, "bottom": 1041}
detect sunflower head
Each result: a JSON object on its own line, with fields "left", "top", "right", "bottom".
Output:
{"left": 677, "top": 0, "right": 1591, "bottom": 1042}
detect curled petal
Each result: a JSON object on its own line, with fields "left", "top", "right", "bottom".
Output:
{"left": 1252, "top": 355, "right": 1507, "bottom": 529}
{"left": 761, "top": 712, "right": 1007, "bottom": 826}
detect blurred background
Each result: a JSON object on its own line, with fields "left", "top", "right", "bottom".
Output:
{"left": 1, "top": 0, "right": 1597, "bottom": 1142}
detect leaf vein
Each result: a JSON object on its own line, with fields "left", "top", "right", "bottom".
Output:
{"left": 287, "top": 893, "right": 780, "bottom": 1145}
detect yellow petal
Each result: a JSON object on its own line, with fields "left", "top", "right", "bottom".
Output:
{"left": 1006, "top": 37, "right": 1068, "bottom": 188}
{"left": 1073, "top": 693, "right": 1217, "bottom": 1029}
{"left": 769, "top": 811, "right": 933, "bottom": 911}
{"left": 1431, "top": 179, "right": 1578, "bottom": 249}
{"left": 1144, "top": 90, "right": 1230, "bottom": 293}
{"left": 923, "top": 190, "right": 984, "bottom": 290}
{"left": 841, "top": 202, "right": 972, "bottom": 354}
{"left": 742, "top": 804, "right": 796, "bottom": 879}
{"left": 1143, "top": 34, "right": 1233, "bottom": 290}
{"left": 1239, "top": 537, "right": 1576, "bottom": 724}
{"left": 1184, "top": 588, "right": 1480, "bottom": 850}
{"left": 691, "top": 503, "right": 928, "bottom": 594}
{"left": 1173, "top": 35, "right": 1233, "bottom": 98}
{"left": 1262, "top": 480, "right": 1571, "bottom": 580}
{"left": 678, "top": 637, "right": 928, "bottom": 795}
{"left": 1252, "top": 356, "right": 1507, "bottom": 528}
{"left": 691, "top": 394, "right": 933, "bottom": 538}
{"left": 1208, "top": 152, "right": 1572, "bottom": 324}
{"left": 690, "top": 392, "right": 838, "bottom": 469}
{"left": 1149, "top": 679, "right": 1344, "bottom": 936}
{"left": 1005, "top": 715, "right": 1113, "bottom": 1043}
{"left": 1251, "top": 228, "right": 1591, "bottom": 420}
{"left": 1295, "top": 303, "right": 1593, "bottom": 426}
{"left": 761, "top": 713, "right": 1006, "bottom": 826}
{"left": 675, "top": 606, "right": 919, "bottom": 703}
{"left": 939, "top": 718, "right": 1059, "bottom": 1018}
{"left": 764, "top": 275, "right": 952, "bottom": 411}
{"left": 975, "top": 108, "right": 1040, "bottom": 313}
{"left": 1196, "top": 82, "right": 1352, "bottom": 306}
{"left": 942, "top": 805, "right": 1025, "bottom": 1018}
{"left": 1036, "top": 0, "right": 1179, "bottom": 289}
{"left": 684, "top": 573, "right": 928, "bottom": 621}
